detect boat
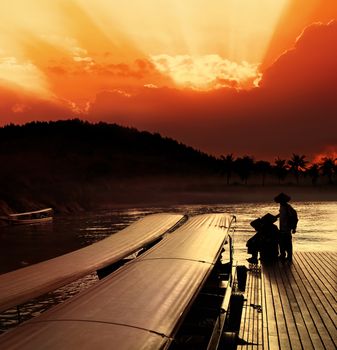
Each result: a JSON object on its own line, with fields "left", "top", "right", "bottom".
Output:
{"left": 0, "top": 213, "right": 243, "bottom": 350}
{"left": 1, "top": 208, "right": 53, "bottom": 225}
{"left": 0, "top": 213, "right": 184, "bottom": 313}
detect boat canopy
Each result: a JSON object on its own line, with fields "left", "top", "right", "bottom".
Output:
{"left": 0, "top": 213, "right": 184, "bottom": 313}
{"left": 0, "top": 213, "right": 235, "bottom": 350}
{"left": 8, "top": 208, "right": 53, "bottom": 217}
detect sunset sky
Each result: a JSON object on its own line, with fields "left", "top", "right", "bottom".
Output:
{"left": 0, "top": 0, "right": 336, "bottom": 160}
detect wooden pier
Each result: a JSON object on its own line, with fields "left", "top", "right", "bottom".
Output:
{"left": 237, "top": 251, "right": 337, "bottom": 350}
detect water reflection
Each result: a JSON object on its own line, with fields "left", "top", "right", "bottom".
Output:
{"left": 1, "top": 201, "right": 336, "bottom": 273}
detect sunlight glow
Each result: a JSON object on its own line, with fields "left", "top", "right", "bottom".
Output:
{"left": 76, "top": 0, "right": 290, "bottom": 62}
{"left": 0, "top": 0, "right": 290, "bottom": 93}
{"left": 151, "top": 54, "right": 261, "bottom": 90}
{"left": 76, "top": 0, "right": 289, "bottom": 89}
{"left": 0, "top": 57, "right": 51, "bottom": 96}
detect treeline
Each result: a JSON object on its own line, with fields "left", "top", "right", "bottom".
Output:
{"left": 0, "top": 119, "right": 220, "bottom": 179}
{"left": 0, "top": 119, "right": 336, "bottom": 213}
{"left": 220, "top": 154, "right": 337, "bottom": 186}
{"left": 0, "top": 119, "right": 223, "bottom": 212}
{"left": 0, "top": 119, "right": 336, "bottom": 187}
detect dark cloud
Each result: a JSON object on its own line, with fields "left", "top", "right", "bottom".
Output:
{"left": 261, "top": 20, "right": 337, "bottom": 92}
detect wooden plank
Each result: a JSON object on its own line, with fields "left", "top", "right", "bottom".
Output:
{"left": 290, "top": 257, "right": 333, "bottom": 349}
{"left": 250, "top": 267, "right": 256, "bottom": 349}
{"left": 268, "top": 265, "right": 291, "bottom": 349}
{"left": 273, "top": 263, "right": 302, "bottom": 349}
{"left": 237, "top": 267, "right": 253, "bottom": 349}
{"left": 260, "top": 266, "right": 269, "bottom": 350}
{"left": 299, "top": 252, "right": 337, "bottom": 309}
{"left": 325, "top": 251, "right": 337, "bottom": 262}
{"left": 293, "top": 254, "right": 336, "bottom": 349}
{"left": 239, "top": 252, "right": 336, "bottom": 350}
{"left": 308, "top": 252, "right": 337, "bottom": 292}
{"left": 257, "top": 267, "right": 263, "bottom": 350}
{"left": 310, "top": 255, "right": 337, "bottom": 296}
{"left": 306, "top": 252, "right": 337, "bottom": 289}
{"left": 237, "top": 265, "right": 262, "bottom": 350}
{"left": 296, "top": 252, "right": 337, "bottom": 327}
{"left": 316, "top": 252, "right": 337, "bottom": 279}
{"left": 262, "top": 265, "right": 280, "bottom": 350}
{"left": 0, "top": 213, "right": 184, "bottom": 313}
{"left": 238, "top": 268, "right": 251, "bottom": 348}
{"left": 318, "top": 252, "right": 337, "bottom": 276}
{"left": 280, "top": 263, "right": 317, "bottom": 349}
{"left": 251, "top": 266, "right": 261, "bottom": 349}
{"left": 294, "top": 253, "right": 337, "bottom": 346}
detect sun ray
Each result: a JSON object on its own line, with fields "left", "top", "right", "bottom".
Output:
{"left": 0, "top": 0, "right": 291, "bottom": 93}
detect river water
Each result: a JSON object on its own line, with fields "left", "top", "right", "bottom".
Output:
{"left": 1, "top": 201, "right": 336, "bottom": 332}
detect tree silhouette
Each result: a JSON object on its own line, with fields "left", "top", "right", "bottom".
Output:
{"left": 288, "top": 154, "right": 308, "bottom": 185}
{"left": 1, "top": 120, "right": 337, "bottom": 194}
{"left": 307, "top": 164, "right": 320, "bottom": 186}
{"left": 221, "top": 153, "right": 235, "bottom": 185}
{"left": 255, "top": 160, "right": 271, "bottom": 186}
{"left": 234, "top": 156, "right": 254, "bottom": 185}
{"left": 320, "top": 157, "right": 336, "bottom": 184}
{"left": 274, "top": 157, "right": 288, "bottom": 184}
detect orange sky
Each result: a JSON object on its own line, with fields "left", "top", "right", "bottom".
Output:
{"left": 0, "top": 0, "right": 336, "bottom": 160}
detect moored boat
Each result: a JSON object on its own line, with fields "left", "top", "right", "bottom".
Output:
{"left": 0, "top": 213, "right": 242, "bottom": 350}
{"left": 1, "top": 208, "right": 53, "bottom": 224}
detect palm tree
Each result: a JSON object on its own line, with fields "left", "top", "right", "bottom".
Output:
{"left": 221, "top": 153, "right": 235, "bottom": 185}
{"left": 320, "top": 157, "right": 337, "bottom": 184}
{"left": 274, "top": 157, "right": 288, "bottom": 184}
{"left": 307, "top": 163, "right": 320, "bottom": 186}
{"left": 287, "top": 154, "right": 308, "bottom": 185}
{"left": 255, "top": 160, "right": 271, "bottom": 186}
{"left": 234, "top": 156, "right": 254, "bottom": 185}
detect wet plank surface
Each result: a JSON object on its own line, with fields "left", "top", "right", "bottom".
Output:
{"left": 238, "top": 251, "right": 337, "bottom": 350}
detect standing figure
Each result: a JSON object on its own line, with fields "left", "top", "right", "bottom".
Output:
{"left": 274, "top": 192, "right": 298, "bottom": 262}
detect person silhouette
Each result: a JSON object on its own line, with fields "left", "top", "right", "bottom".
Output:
{"left": 246, "top": 218, "right": 263, "bottom": 264}
{"left": 274, "top": 192, "right": 298, "bottom": 262}
{"left": 246, "top": 213, "right": 279, "bottom": 264}
{"left": 259, "top": 213, "right": 279, "bottom": 262}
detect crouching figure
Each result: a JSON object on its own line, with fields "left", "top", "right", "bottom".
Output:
{"left": 247, "top": 213, "right": 279, "bottom": 264}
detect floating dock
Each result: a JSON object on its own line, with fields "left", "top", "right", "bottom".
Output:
{"left": 238, "top": 251, "right": 337, "bottom": 350}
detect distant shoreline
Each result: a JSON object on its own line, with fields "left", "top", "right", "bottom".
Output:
{"left": 100, "top": 185, "right": 337, "bottom": 208}
{"left": 1, "top": 183, "right": 336, "bottom": 220}
{"left": 1, "top": 121, "right": 336, "bottom": 216}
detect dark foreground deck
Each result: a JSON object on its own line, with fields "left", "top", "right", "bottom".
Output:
{"left": 237, "top": 251, "right": 337, "bottom": 350}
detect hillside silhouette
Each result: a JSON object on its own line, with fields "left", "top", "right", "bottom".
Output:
{"left": 0, "top": 119, "right": 220, "bottom": 176}
{"left": 0, "top": 119, "right": 335, "bottom": 215}
{"left": 0, "top": 119, "right": 221, "bottom": 213}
